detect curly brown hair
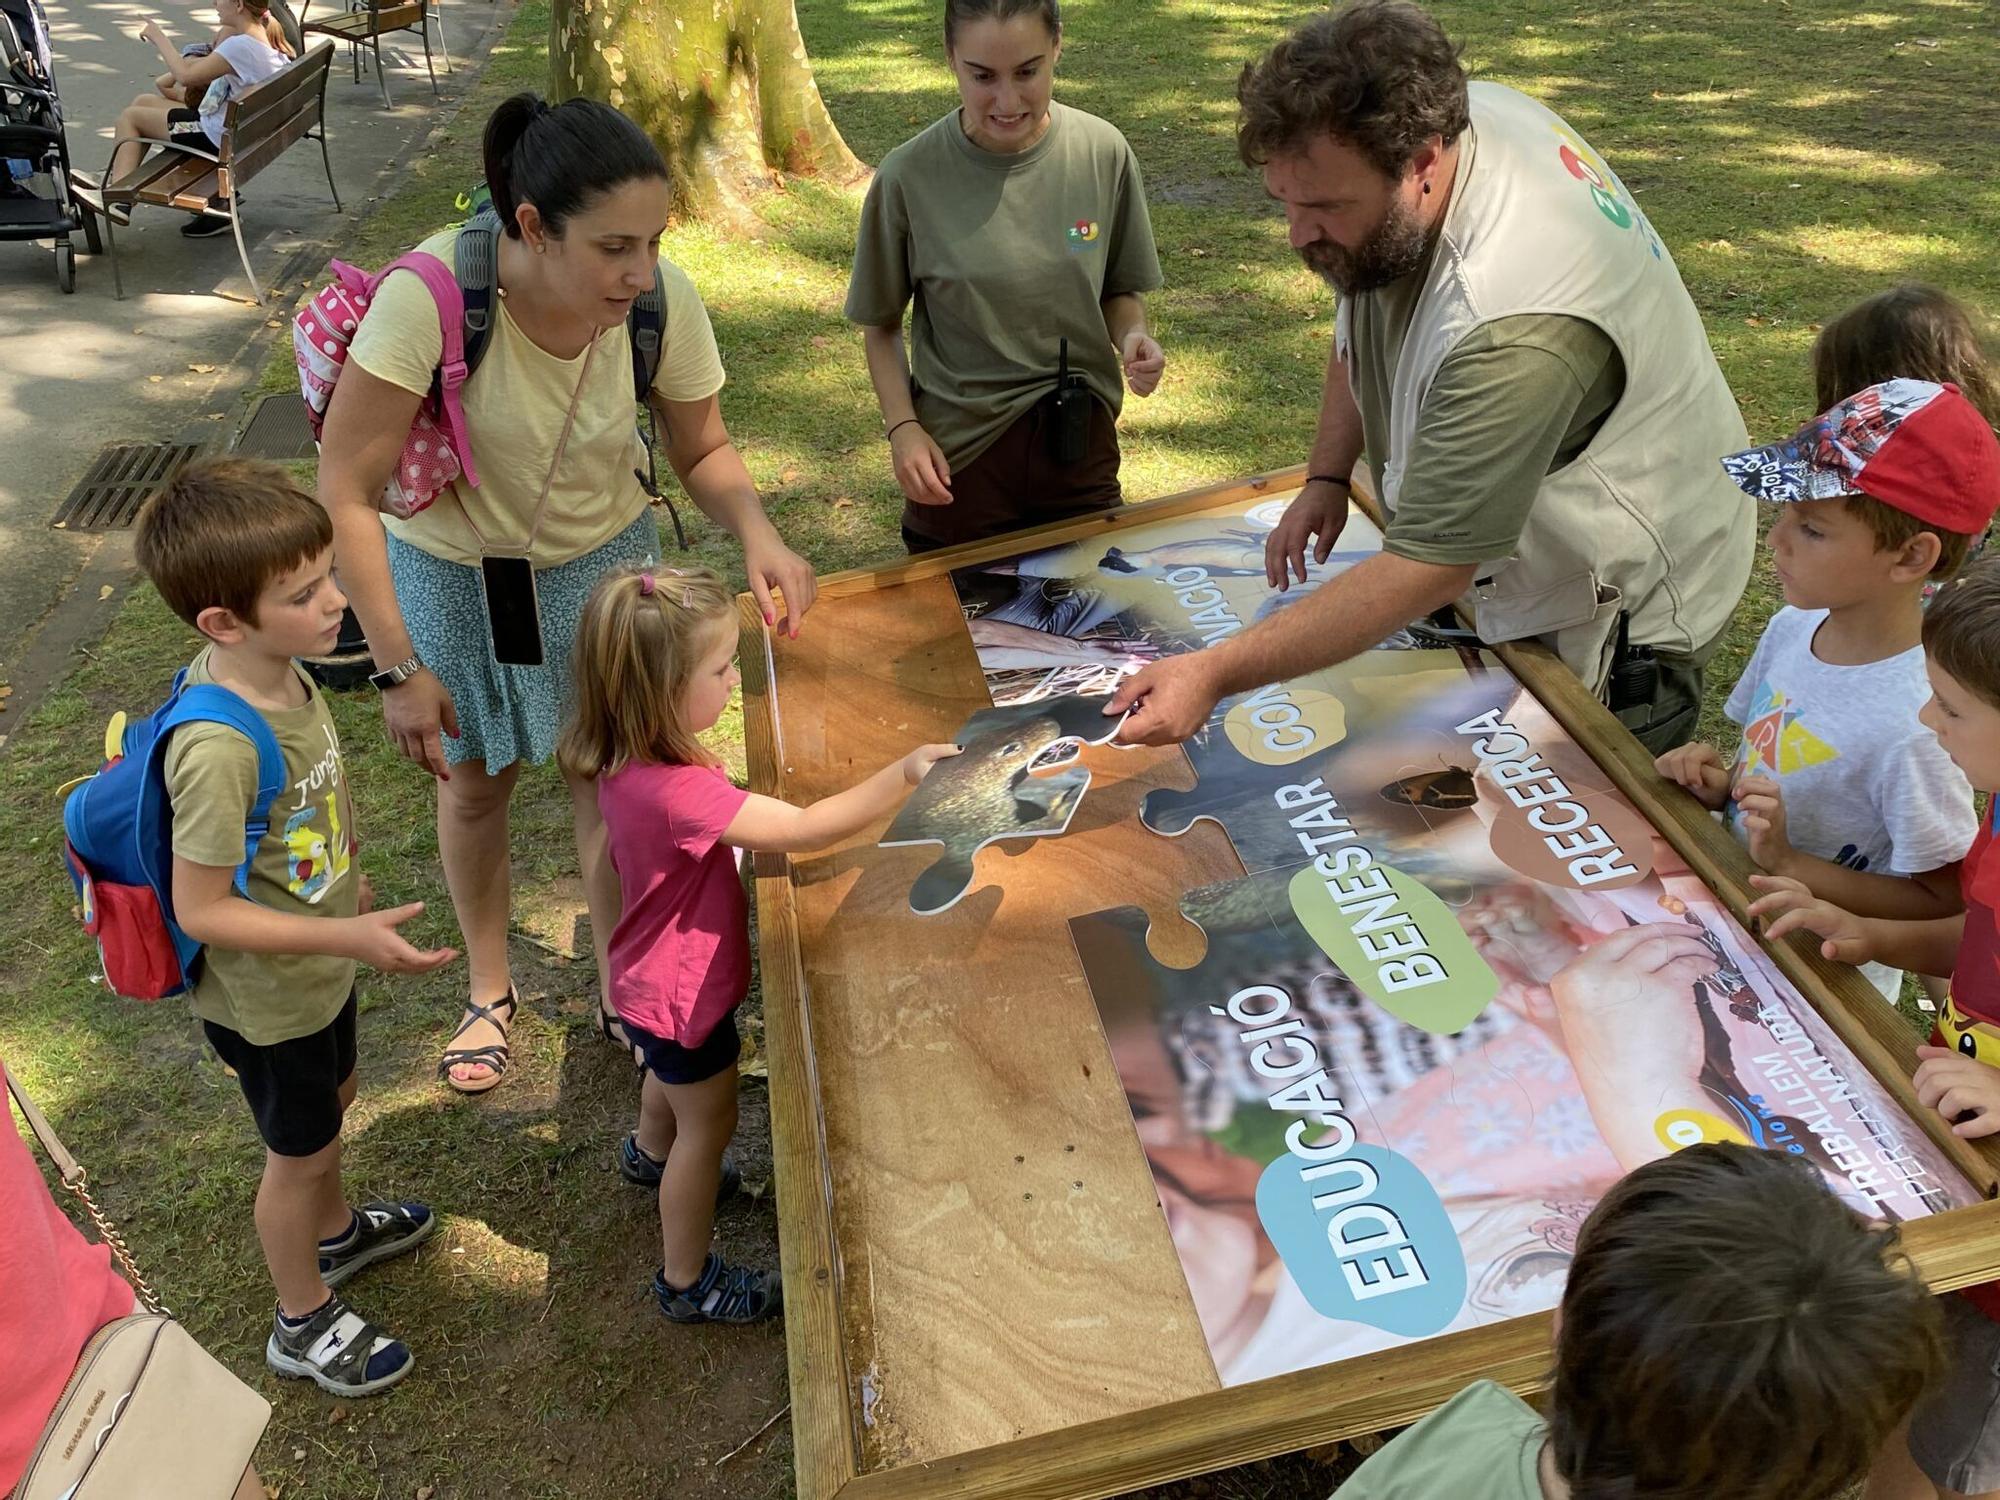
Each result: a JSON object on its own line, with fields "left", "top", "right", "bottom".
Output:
{"left": 1236, "top": 1, "right": 1469, "bottom": 176}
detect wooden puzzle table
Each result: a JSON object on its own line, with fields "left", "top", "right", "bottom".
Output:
{"left": 741, "top": 468, "right": 2000, "bottom": 1500}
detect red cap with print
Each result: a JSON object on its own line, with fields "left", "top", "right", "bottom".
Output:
{"left": 1720, "top": 378, "right": 2000, "bottom": 535}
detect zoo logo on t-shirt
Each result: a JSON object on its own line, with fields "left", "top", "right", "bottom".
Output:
{"left": 1066, "top": 218, "right": 1100, "bottom": 252}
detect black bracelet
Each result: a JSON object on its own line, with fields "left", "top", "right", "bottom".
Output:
{"left": 886, "top": 417, "right": 921, "bottom": 440}
{"left": 1307, "top": 473, "right": 1352, "bottom": 489}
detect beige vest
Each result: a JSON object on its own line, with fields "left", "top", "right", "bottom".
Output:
{"left": 1338, "top": 83, "right": 1753, "bottom": 691}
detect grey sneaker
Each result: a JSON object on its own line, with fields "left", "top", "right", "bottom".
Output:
{"left": 266, "top": 1292, "right": 413, "bottom": 1397}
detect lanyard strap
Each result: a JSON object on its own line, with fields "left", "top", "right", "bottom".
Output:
{"left": 460, "top": 331, "right": 599, "bottom": 557}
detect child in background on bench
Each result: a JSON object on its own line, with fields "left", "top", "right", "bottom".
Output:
{"left": 1753, "top": 561, "right": 2000, "bottom": 1500}
{"left": 1334, "top": 1142, "right": 1943, "bottom": 1499}
{"left": 1655, "top": 379, "right": 1998, "bottom": 1000}
{"left": 557, "top": 565, "right": 958, "bottom": 1324}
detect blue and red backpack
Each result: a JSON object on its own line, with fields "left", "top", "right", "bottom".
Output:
{"left": 61, "top": 669, "right": 284, "bottom": 1000}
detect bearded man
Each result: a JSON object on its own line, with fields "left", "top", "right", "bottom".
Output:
{"left": 1111, "top": 0, "right": 1753, "bottom": 754}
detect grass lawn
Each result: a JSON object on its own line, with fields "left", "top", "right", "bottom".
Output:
{"left": 7, "top": 1, "right": 1997, "bottom": 1496}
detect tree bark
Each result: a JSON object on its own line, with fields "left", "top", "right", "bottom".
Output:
{"left": 550, "top": 0, "right": 866, "bottom": 226}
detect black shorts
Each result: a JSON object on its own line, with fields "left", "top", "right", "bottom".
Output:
{"left": 165, "top": 107, "right": 209, "bottom": 150}
{"left": 623, "top": 1009, "right": 740, "bottom": 1087}
{"left": 204, "top": 990, "right": 358, "bottom": 1158}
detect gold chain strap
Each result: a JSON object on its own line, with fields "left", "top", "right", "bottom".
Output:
{"left": 58, "top": 1169, "right": 169, "bottom": 1318}
{"left": 8, "top": 1069, "right": 170, "bottom": 1317}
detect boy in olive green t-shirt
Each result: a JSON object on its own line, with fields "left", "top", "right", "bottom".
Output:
{"left": 135, "top": 458, "right": 457, "bottom": 1399}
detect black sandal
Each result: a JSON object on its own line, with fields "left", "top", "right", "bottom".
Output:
{"left": 438, "top": 987, "right": 518, "bottom": 1096}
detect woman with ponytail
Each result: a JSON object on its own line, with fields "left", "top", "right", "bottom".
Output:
{"left": 316, "top": 93, "right": 817, "bottom": 1096}
{"left": 153, "top": 0, "right": 293, "bottom": 107}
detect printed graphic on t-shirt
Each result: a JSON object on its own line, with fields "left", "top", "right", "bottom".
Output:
{"left": 1065, "top": 217, "right": 1100, "bottom": 250}
{"left": 284, "top": 721, "right": 352, "bottom": 905}
{"left": 1736, "top": 684, "right": 1839, "bottom": 776}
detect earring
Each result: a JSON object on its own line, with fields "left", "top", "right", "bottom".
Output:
{"left": 1422, "top": 180, "right": 1432, "bottom": 195}
{"left": 535, "top": 243, "right": 546, "bottom": 254}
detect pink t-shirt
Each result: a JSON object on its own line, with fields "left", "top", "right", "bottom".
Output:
{"left": 1, "top": 1066, "right": 136, "bottom": 1494}
{"left": 598, "top": 760, "right": 751, "bottom": 1047}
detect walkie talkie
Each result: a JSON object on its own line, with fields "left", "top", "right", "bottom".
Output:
{"left": 1047, "top": 336, "right": 1091, "bottom": 467}
{"left": 1604, "top": 609, "right": 1659, "bottom": 712}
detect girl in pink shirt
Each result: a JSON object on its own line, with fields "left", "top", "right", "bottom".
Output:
{"left": 558, "top": 565, "right": 956, "bottom": 1323}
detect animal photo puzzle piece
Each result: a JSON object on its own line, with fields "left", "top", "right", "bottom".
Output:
{"left": 880, "top": 693, "right": 1129, "bottom": 915}
{"left": 1139, "top": 647, "right": 1481, "bottom": 873}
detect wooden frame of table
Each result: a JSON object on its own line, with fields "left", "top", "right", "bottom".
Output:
{"left": 741, "top": 466, "right": 2000, "bottom": 1500}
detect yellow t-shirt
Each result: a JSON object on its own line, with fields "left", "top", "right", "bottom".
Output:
{"left": 349, "top": 229, "right": 728, "bottom": 568}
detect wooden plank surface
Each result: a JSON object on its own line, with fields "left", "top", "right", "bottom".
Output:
{"left": 740, "top": 597, "right": 860, "bottom": 1500}
{"left": 762, "top": 573, "right": 1241, "bottom": 1469}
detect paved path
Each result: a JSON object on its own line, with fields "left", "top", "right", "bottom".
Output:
{"left": 0, "top": 0, "right": 515, "bottom": 723}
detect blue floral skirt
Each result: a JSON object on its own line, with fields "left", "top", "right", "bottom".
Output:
{"left": 386, "top": 509, "right": 660, "bottom": 772}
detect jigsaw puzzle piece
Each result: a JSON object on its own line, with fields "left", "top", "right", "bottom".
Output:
{"left": 1140, "top": 648, "right": 1478, "bottom": 872}
{"left": 879, "top": 695, "right": 1120, "bottom": 916}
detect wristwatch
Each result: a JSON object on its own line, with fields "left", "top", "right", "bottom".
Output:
{"left": 368, "top": 654, "right": 425, "bottom": 691}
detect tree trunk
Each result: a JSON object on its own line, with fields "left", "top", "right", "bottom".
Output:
{"left": 550, "top": 0, "right": 866, "bottom": 226}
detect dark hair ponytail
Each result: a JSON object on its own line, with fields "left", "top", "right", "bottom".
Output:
{"left": 481, "top": 92, "right": 669, "bottom": 239}
{"left": 943, "top": 0, "right": 1060, "bottom": 51}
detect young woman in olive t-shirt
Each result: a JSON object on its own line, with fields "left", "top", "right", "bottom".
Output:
{"left": 847, "top": 0, "right": 1166, "bottom": 551}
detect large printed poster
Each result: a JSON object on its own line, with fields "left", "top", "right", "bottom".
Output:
{"left": 950, "top": 495, "right": 1978, "bottom": 1386}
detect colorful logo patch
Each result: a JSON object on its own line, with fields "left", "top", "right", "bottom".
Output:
{"left": 1066, "top": 219, "right": 1100, "bottom": 249}
{"left": 1551, "top": 126, "right": 1662, "bottom": 259}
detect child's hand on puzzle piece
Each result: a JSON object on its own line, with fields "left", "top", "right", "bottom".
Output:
{"left": 1914, "top": 1045, "right": 2000, "bottom": 1138}
{"left": 1731, "top": 774, "right": 1797, "bottom": 873}
{"left": 900, "top": 743, "right": 963, "bottom": 787}
{"left": 1654, "top": 742, "right": 1732, "bottom": 809}
{"left": 1747, "top": 874, "right": 1874, "bottom": 964}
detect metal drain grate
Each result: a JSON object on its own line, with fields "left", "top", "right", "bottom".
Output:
{"left": 52, "top": 442, "right": 205, "bottom": 530}
{"left": 234, "top": 393, "right": 317, "bottom": 462}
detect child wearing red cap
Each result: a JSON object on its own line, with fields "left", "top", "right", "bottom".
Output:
{"left": 1657, "top": 379, "right": 1999, "bottom": 1001}
{"left": 1751, "top": 559, "right": 2000, "bottom": 1500}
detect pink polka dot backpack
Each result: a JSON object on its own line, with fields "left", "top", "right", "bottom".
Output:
{"left": 293, "top": 252, "right": 479, "bottom": 519}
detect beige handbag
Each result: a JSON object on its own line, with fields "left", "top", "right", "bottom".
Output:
{"left": 8, "top": 1070, "right": 270, "bottom": 1500}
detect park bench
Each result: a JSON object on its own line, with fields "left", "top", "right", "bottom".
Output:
{"left": 97, "top": 39, "right": 338, "bottom": 305}
{"left": 299, "top": 0, "right": 442, "bottom": 109}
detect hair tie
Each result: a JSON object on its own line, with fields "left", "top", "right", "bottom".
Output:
{"left": 638, "top": 572, "right": 656, "bottom": 597}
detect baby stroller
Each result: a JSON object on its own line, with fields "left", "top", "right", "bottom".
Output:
{"left": 0, "top": 0, "right": 97, "bottom": 291}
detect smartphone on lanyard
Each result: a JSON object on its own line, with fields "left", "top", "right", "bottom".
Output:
{"left": 480, "top": 551, "right": 543, "bottom": 666}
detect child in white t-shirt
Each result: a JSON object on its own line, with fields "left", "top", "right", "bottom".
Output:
{"left": 1658, "top": 380, "right": 1994, "bottom": 1000}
